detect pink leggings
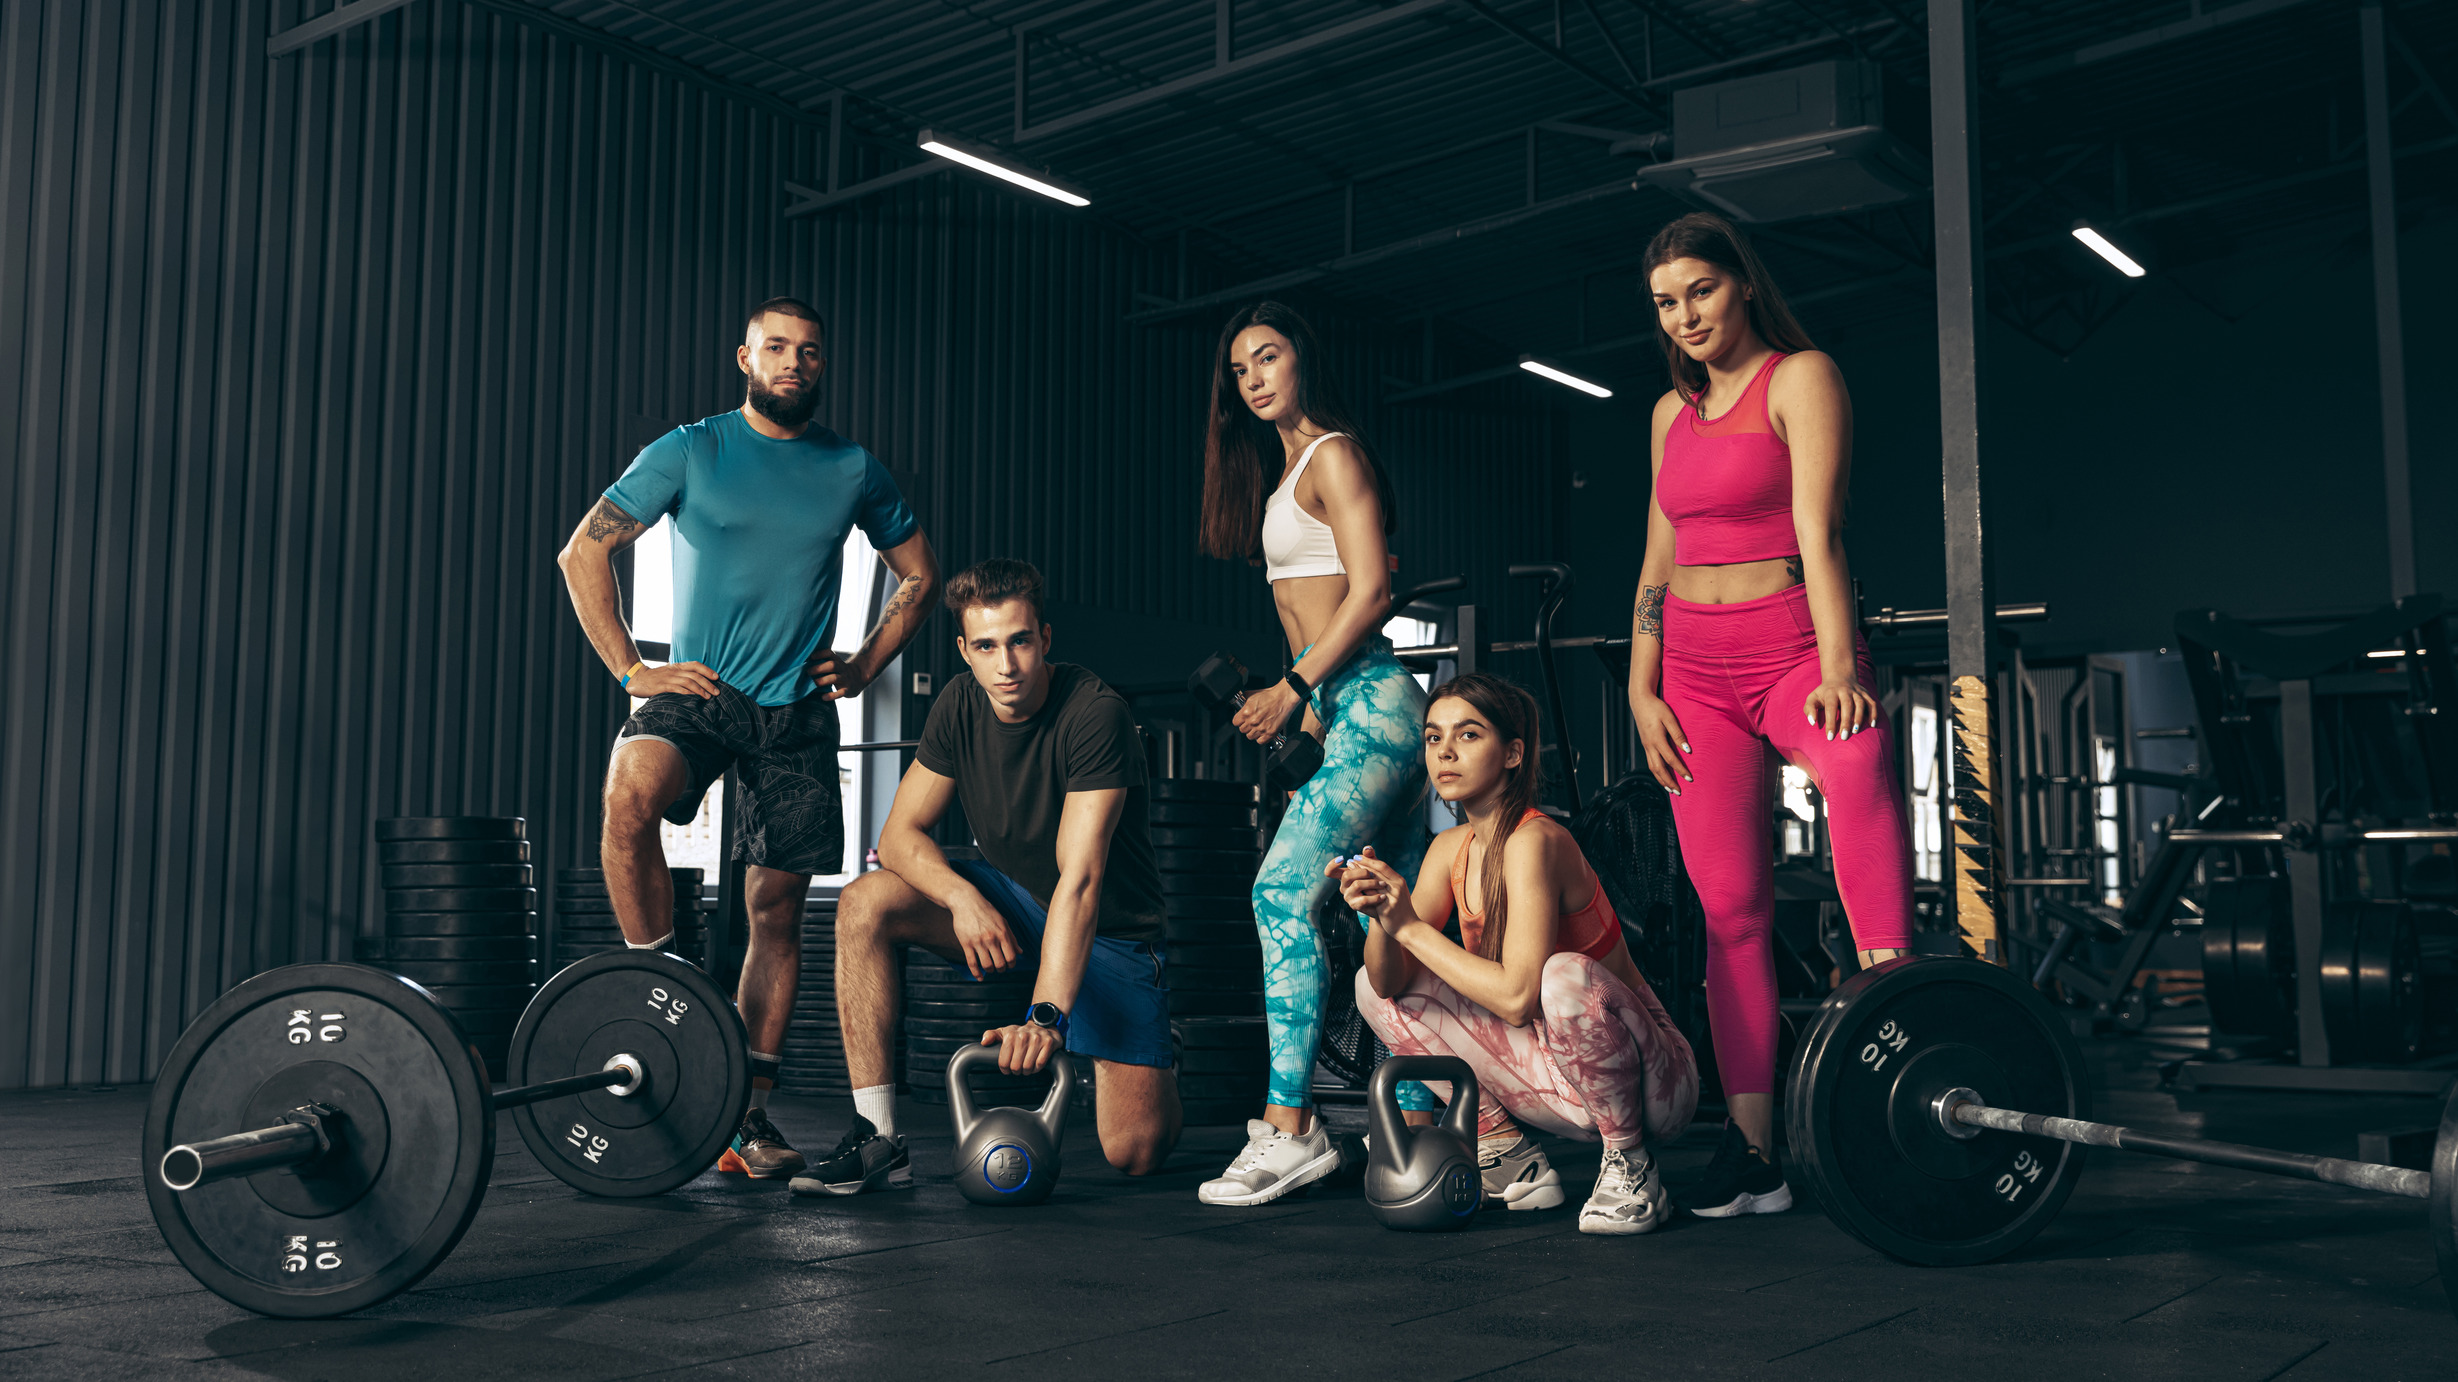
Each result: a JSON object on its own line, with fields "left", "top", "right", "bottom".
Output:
{"left": 1659, "top": 584, "right": 1914, "bottom": 1097}
{"left": 1354, "top": 955, "right": 1699, "bottom": 1150}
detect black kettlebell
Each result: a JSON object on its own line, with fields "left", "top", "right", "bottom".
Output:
{"left": 1364, "top": 1055, "right": 1484, "bottom": 1230}
{"left": 948, "top": 1044, "right": 1077, "bottom": 1206}
{"left": 1186, "top": 652, "right": 1324, "bottom": 791}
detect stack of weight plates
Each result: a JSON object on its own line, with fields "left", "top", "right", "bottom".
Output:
{"left": 377, "top": 816, "right": 536, "bottom": 1075}
{"left": 776, "top": 897, "right": 862, "bottom": 1099}
{"left": 1150, "top": 779, "right": 1270, "bottom": 1122}
{"left": 551, "top": 867, "right": 705, "bottom": 970}
{"left": 901, "top": 944, "right": 1043, "bottom": 1108}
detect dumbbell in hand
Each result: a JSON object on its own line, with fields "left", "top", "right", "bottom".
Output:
{"left": 1187, "top": 653, "right": 1325, "bottom": 791}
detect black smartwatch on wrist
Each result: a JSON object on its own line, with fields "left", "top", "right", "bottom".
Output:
{"left": 1026, "top": 1002, "right": 1070, "bottom": 1043}
{"left": 1283, "top": 670, "right": 1311, "bottom": 701}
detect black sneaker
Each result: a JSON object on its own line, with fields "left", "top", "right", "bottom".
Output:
{"left": 717, "top": 1107, "right": 805, "bottom": 1179}
{"left": 1679, "top": 1120, "right": 1793, "bottom": 1218}
{"left": 788, "top": 1116, "right": 912, "bottom": 1196}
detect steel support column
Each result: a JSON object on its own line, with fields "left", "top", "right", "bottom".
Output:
{"left": 1931, "top": 0, "right": 2000, "bottom": 963}
{"left": 2361, "top": 4, "right": 2416, "bottom": 601}
{"left": 2280, "top": 679, "right": 2331, "bottom": 1066}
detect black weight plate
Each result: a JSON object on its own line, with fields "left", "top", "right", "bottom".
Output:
{"left": 1171, "top": 1017, "right": 1268, "bottom": 1050}
{"left": 1150, "top": 779, "right": 1260, "bottom": 805}
{"left": 507, "top": 951, "right": 750, "bottom": 1197}
{"left": 1179, "top": 1048, "right": 1267, "bottom": 1075}
{"left": 377, "top": 817, "right": 524, "bottom": 842}
{"left": 380, "top": 839, "right": 531, "bottom": 865}
{"left": 1168, "top": 991, "right": 1264, "bottom": 1016}
{"left": 549, "top": 898, "right": 616, "bottom": 913}
{"left": 2201, "top": 877, "right": 2293, "bottom": 1038}
{"left": 1164, "top": 920, "right": 1259, "bottom": 947}
{"left": 421, "top": 983, "right": 537, "bottom": 1010}
{"left": 1167, "top": 969, "right": 1264, "bottom": 994}
{"left": 903, "top": 999, "right": 1011, "bottom": 1017}
{"left": 382, "top": 864, "right": 535, "bottom": 890}
{"left": 1160, "top": 873, "right": 1250, "bottom": 902}
{"left": 903, "top": 1018, "right": 1005, "bottom": 1039}
{"left": 906, "top": 980, "right": 1033, "bottom": 1001}
{"left": 1151, "top": 826, "right": 1260, "bottom": 852}
{"left": 1165, "top": 945, "right": 1262, "bottom": 972}
{"left": 390, "top": 959, "right": 540, "bottom": 987}
{"left": 557, "top": 868, "right": 606, "bottom": 885}
{"left": 144, "top": 963, "right": 492, "bottom": 1319}
{"left": 2321, "top": 900, "right": 2424, "bottom": 1064}
{"left": 1787, "top": 956, "right": 2089, "bottom": 1268}
{"left": 388, "top": 887, "right": 537, "bottom": 914}
{"left": 449, "top": 1009, "right": 525, "bottom": 1037}
{"left": 385, "top": 912, "right": 533, "bottom": 938}
{"left": 1156, "top": 849, "right": 1259, "bottom": 876}
{"left": 384, "top": 936, "right": 539, "bottom": 963}
{"left": 1152, "top": 802, "right": 1257, "bottom": 828}
{"left": 1179, "top": 1097, "right": 1259, "bottom": 1126}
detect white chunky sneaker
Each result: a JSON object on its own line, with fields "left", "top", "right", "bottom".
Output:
{"left": 1579, "top": 1146, "right": 1670, "bottom": 1236}
{"left": 1197, "top": 1119, "right": 1341, "bottom": 1206}
{"left": 1479, "top": 1133, "right": 1567, "bottom": 1211}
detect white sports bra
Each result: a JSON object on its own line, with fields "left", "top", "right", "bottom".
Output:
{"left": 1261, "top": 432, "right": 1347, "bottom": 582}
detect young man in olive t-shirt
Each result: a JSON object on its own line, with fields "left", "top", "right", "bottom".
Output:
{"left": 795, "top": 559, "right": 1181, "bottom": 1194}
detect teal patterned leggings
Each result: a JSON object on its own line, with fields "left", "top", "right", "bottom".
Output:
{"left": 1254, "top": 637, "right": 1438, "bottom": 1110}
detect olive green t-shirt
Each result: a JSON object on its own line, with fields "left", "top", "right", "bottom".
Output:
{"left": 915, "top": 663, "right": 1165, "bottom": 944}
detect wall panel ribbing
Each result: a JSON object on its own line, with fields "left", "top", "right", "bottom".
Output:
{"left": 0, "top": 0, "right": 1556, "bottom": 1088}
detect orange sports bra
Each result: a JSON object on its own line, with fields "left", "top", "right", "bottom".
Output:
{"left": 1449, "top": 811, "right": 1622, "bottom": 962}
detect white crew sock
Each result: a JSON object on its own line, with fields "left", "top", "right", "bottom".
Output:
{"left": 853, "top": 1084, "right": 896, "bottom": 1140}
{"left": 625, "top": 929, "right": 674, "bottom": 952}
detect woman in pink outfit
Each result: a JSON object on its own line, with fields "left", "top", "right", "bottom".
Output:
{"left": 1335, "top": 673, "right": 1698, "bottom": 1236}
{"left": 1623, "top": 211, "right": 1916, "bottom": 1220}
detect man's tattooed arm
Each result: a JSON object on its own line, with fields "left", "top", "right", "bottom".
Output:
{"left": 1636, "top": 583, "right": 1667, "bottom": 641}
{"left": 584, "top": 497, "right": 645, "bottom": 544}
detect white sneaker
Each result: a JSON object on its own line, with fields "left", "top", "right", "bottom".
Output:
{"left": 1579, "top": 1146, "right": 1669, "bottom": 1236}
{"left": 1479, "top": 1134, "right": 1566, "bottom": 1211}
{"left": 1197, "top": 1119, "right": 1342, "bottom": 1206}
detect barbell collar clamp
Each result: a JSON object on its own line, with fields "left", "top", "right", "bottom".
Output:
{"left": 161, "top": 1103, "right": 337, "bottom": 1192}
{"left": 1944, "top": 1099, "right": 2429, "bottom": 1200}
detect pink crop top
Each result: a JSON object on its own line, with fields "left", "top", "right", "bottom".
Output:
{"left": 1654, "top": 351, "right": 1799, "bottom": 566}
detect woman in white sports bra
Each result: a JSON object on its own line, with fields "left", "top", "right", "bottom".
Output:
{"left": 1190, "top": 301, "right": 1437, "bottom": 1207}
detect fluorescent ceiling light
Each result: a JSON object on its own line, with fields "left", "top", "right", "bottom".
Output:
{"left": 1518, "top": 357, "right": 1613, "bottom": 398}
{"left": 2071, "top": 223, "right": 2146, "bottom": 278}
{"left": 916, "top": 130, "right": 1089, "bottom": 207}
{"left": 2367, "top": 648, "right": 2406, "bottom": 659}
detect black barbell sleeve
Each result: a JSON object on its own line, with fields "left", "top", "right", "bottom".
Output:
{"left": 1948, "top": 1101, "right": 2429, "bottom": 1199}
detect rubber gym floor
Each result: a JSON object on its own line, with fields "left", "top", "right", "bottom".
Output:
{"left": 3, "top": 1019, "right": 2449, "bottom": 1382}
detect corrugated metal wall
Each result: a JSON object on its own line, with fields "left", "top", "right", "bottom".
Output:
{"left": 0, "top": 0, "right": 1556, "bottom": 1088}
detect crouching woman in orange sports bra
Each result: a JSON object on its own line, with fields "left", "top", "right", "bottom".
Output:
{"left": 1331, "top": 674, "right": 1699, "bottom": 1235}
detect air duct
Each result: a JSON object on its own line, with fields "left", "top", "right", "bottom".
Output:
{"left": 1628, "top": 60, "right": 1928, "bottom": 223}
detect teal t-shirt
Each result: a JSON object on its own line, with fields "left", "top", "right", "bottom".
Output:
{"left": 603, "top": 411, "right": 920, "bottom": 707}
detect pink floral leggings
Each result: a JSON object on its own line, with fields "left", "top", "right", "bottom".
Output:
{"left": 1354, "top": 953, "right": 1699, "bottom": 1150}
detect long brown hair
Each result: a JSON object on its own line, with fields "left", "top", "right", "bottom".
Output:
{"left": 1198, "top": 301, "right": 1395, "bottom": 560}
{"left": 1641, "top": 212, "right": 1817, "bottom": 414}
{"left": 1427, "top": 673, "right": 1544, "bottom": 961}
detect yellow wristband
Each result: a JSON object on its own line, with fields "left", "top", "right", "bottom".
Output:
{"left": 621, "top": 660, "right": 646, "bottom": 688}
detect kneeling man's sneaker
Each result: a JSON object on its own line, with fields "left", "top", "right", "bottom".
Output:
{"left": 1578, "top": 1146, "right": 1669, "bottom": 1236}
{"left": 716, "top": 1108, "right": 805, "bottom": 1179}
{"left": 1197, "top": 1119, "right": 1340, "bottom": 1206}
{"left": 790, "top": 1116, "right": 912, "bottom": 1196}
{"left": 1479, "top": 1133, "right": 1566, "bottom": 1211}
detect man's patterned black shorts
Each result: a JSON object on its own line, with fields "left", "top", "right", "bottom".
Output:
{"left": 613, "top": 686, "right": 843, "bottom": 876}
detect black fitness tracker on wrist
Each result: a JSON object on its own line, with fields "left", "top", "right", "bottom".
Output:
{"left": 1283, "top": 670, "right": 1311, "bottom": 701}
{"left": 1026, "top": 1002, "right": 1070, "bottom": 1042}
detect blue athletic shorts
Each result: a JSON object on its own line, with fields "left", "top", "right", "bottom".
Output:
{"left": 924, "top": 858, "right": 1175, "bottom": 1068}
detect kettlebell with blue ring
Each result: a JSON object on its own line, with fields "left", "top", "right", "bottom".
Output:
{"left": 1365, "top": 1054, "right": 1485, "bottom": 1230}
{"left": 948, "top": 1043, "right": 1077, "bottom": 1206}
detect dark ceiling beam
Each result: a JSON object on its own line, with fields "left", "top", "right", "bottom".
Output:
{"left": 1999, "top": 0, "right": 2323, "bottom": 86}
{"left": 2389, "top": 27, "right": 2458, "bottom": 136}
{"left": 1014, "top": 0, "right": 1453, "bottom": 142}
{"left": 1620, "top": 0, "right": 1731, "bottom": 62}
{"left": 1454, "top": 0, "right": 1666, "bottom": 112}
{"left": 1576, "top": 0, "right": 1646, "bottom": 89}
{"left": 1127, "top": 175, "right": 1642, "bottom": 324}
{"left": 266, "top": 0, "right": 420, "bottom": 56}
{"left": 1637, "top": 19, "right": 1900, "bottom": 90}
